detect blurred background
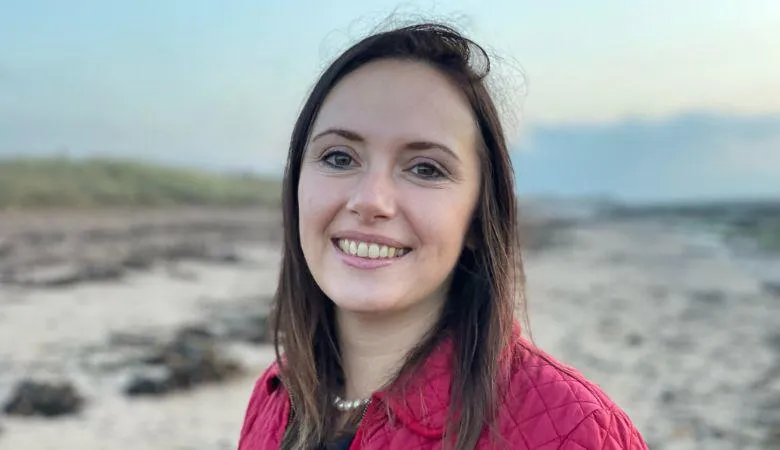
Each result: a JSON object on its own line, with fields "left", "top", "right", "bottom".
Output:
{"left": 0, "top": 1, "right": 778, "bottom": 449}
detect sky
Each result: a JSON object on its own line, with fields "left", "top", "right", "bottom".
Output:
{"left": 1, "top": 0, "right": 779, "bottom": 203}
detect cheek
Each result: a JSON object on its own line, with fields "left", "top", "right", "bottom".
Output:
{"left": 297, "top": 172, "right": 317, "bottom": 223}
{"left": 297, "top": 169, "right": 342, "bottom": 234}
{"left": 406, "top": 192, "right": 475, "bottom": 254}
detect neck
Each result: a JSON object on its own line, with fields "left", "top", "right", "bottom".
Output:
{"left": 336, "top": 299, "right": 443, "bottom": 401}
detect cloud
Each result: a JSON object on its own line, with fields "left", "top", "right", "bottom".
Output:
{"left": 512, "top": 113, "right": 780, "bottom": 202}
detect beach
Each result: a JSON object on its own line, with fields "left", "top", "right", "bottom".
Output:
{"left": 0, "top": 207, "right": 778, "bottom": 449}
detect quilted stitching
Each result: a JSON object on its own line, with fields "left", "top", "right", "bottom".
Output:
{"left": 496, "top": 348, "right": 604, "bottom": 449}
{"left": 558, "top": 408, "right": 645, "bottom": 449}
{"left": 237, "top": 328, "right": 648, "bottom": 449}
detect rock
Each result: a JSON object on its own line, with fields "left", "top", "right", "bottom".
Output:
{"left": 163, "top": 240, "right": 209, "bottom": 261}
{"left": 3, "top": 379, "right": 84, "bottom": 417}
{"left": 223, "top": 314, "right": 270, "bottom": 344}
{"left": 598, "top": 316, "right": 621, "bottom": 338}
{"left": 690, "top": 289, "right": 727, "bottom": 305}
{"left": 163, "top": 328, "right": 242, "bottom": 389}
{"left": 626, "top": 333, "right": 644, "bottom": 347}
{"left": 0, "top": 236, "right": 12, "bottom": 258}
{"left": 177, "top": 325, "right": 215, "bottom": 340}
{"left": 122, "top": 248, "right": 156, "bottom": 270}
{"left": 126, "top": 325, "right": 242, "bottom": 397}
{"left": 80, "top": 262, "right": 125, "bottom": 282}
{"left": 109, "top": 331, "right": 159, "bottom": 348}
{"left": 125, "top": 368, "right": 173, "bottom": 397}
{"left": 207, "top": 243, "right": 242, "bottom": 263}
{"left": 216, "top": 251, "right": 241, "bottom": 263}
{"left": 763, "top": 281, "right": 780, "bottom": 298}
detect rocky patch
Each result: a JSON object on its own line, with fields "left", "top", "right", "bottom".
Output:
{"left": 124, "top": 326, "right": 243, "bottom": 397}
{"left": 3, "top": 380, "right": 84, "bottom": 417}
{"left": 0, "top": 209, "right": 281, "bottom": 288}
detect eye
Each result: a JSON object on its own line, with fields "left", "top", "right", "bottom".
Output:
{"left": 321, "top": 149, "right": 355, "bottom": 169}
{"left": 409, "top": 162, "right": 446, "bottom": 180}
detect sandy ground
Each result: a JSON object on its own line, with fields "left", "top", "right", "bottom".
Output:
{"left": 0, "top": 243, "right": 281, "bottom": 450}
{"left": 525, "top": 221, "right": 780, "bottom": 449}
{"left": 0, "top": 213, "right": 778, "bottom": 449}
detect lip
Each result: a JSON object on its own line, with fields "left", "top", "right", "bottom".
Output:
{"left": 330, "top": 231, "right": 411, "bottom": 270}
{"left": 332, "top": 241, "right": 401, "bottom": 269}
{"left": 331, "top": 231, "right": 410, "bottom": 249}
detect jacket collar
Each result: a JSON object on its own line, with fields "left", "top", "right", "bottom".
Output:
{"left": 374, "top": 335, "right": 456, "bottom": 438}
{"left": 377, "top": 323, "right": 519, "bottom": 438}
{"left": 261, "top": 341, "right": 453, "bottom": 437}
{"left": 265, "top": 323, "right": 520, "bottom": 439}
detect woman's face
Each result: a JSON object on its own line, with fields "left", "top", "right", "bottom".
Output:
{"left": 298, "top": 59, "right": 481, "bottom": 315}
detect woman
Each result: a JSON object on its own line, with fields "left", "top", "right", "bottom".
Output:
{"left": 238, "top": 22, "right": 647, "bottom": 449}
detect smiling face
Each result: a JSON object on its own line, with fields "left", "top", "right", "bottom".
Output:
{"left": 297, "top": 59, "right": 481, "bottom": 316}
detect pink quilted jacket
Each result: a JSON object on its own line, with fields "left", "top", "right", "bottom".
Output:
{"left": 238, "top": 328, "right": 648, "bottom": 449}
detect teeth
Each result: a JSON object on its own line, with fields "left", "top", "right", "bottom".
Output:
{"left": 336, "top": 239, "right": 407, "bottom": 260}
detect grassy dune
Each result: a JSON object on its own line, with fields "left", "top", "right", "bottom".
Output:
{"left": 0, "top": 157, "right": 281, "bottom": 209}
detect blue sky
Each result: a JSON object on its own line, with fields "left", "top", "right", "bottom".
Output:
{"left": 1, "top": 1, "right": 779, "bottom": 202}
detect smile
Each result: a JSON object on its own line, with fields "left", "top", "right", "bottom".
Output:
{"left": 334, "top": 238, "right": 410, "bottom": 259}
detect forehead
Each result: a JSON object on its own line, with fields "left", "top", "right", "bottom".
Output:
{"left": 312, "top": 59, "right": 477, "bottom": 149}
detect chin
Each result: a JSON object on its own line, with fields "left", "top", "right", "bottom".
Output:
{"left": 328, "top": 291, "right": 405, "bottom": 314}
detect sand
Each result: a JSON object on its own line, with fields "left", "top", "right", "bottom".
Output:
{"left": 0, "top": 212, "right": 778, "bottom": 449}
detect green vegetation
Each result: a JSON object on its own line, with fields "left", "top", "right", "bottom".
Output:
{"left": 0, "top": 156, "right": 281, "bottom": 209}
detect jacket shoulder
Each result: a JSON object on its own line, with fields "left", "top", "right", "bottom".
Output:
{"left": 497, "top": 339, "right": 647, "bottom": 449}
{"left": 559, "top": 408, "right": 648, "bottom": 449}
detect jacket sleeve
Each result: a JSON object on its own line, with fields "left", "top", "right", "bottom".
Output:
{"left": 558, "top": 408, "right": 648, "bottom": 450}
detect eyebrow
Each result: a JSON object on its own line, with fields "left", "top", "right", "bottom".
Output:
{"left": 310, "top": 127, "right": 460, "bottom": 162}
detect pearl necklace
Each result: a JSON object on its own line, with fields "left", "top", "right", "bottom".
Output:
{"left": 333, "top": 394, "right": 371, "bottom": 412}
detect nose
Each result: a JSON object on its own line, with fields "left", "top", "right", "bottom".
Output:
{"left": 346, "top": 169, "right": 397, "bottom": 223}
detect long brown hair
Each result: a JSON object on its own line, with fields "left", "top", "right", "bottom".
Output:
{"left": 272, "top": 22, "right": 524, "bottom": 450}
